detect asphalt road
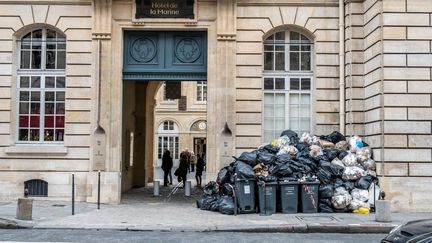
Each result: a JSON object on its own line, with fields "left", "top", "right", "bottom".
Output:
{"left": 0, "top": 229, "right": 387, "bottom": 243}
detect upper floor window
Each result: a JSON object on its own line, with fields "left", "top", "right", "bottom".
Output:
{"left": 196, "top": 81, "right": 207, "bottom": 102}
{"left": 263, "top": 30, "right": 313, "bottom": 142}
{"left": 17, "top": 28, "right": 66, "bottom": 143}
{"left": 264, "top": 31, "right": 311, "bottom": 72}
{"left": 20, "top": 29, "right": 66, "bottom": 70}
{"left": 163, "top": 120, "right": 175, "bottom": 131}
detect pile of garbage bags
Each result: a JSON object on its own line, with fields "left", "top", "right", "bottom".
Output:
{"left": 196, "top": 130, "right": 378, "bottom": 215}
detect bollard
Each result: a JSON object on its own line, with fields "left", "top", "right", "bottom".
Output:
{"left": 185, "top": 180, "right": 191, "bottom": 196}
{"left": 72, "top": 172, "right": 75, "bottom": 215}
{"left": 16, "top": 198, "right": 33, "bottom": 220}
{"left": 375, "top": 200, "right": 392, "bottom": 222}
{"left": 97, "top": 170, "right": 101, "bottom": 210}
{"left": 153, "top": 180, "right": 160, "bottom": 196}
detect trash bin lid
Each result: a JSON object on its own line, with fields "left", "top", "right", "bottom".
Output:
{"left": 279, "top": 181, "right": 300, "bottom": 185}
{"left": 278, "top": 177, "right": 297, "bottom": 182}
{"left": 300, "top": 181, "right": 320, "bottom": 185}
{"left": 236, "top": 178, "right": 256, "bottom": 182}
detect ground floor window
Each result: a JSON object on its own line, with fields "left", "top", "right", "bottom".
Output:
{"left": 157, "top": 136, "right": 179, "bottom": 160}
{"left": 18, "top": 75, "right": 65, "bottom": 142}
{"left": 263, "top": 76, "right": 312, "bottom": 142}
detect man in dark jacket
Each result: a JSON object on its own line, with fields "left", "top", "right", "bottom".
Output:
{"left": 161, "top": 150, "right": 173, "bottom": 187}
{"left": 178, "top": 154, "right": 189, "bottom": 186}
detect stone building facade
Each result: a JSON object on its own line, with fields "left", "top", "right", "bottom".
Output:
{"left": 0, "top": 0, "right": 430, "bottom": 212}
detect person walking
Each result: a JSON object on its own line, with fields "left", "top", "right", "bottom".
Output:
{"left": 190, "top": 152, "right": 196, "bottom": 172}
{"left": 178, "top": 153, "right": 189, "bottom": 186}
{"left": 180, "top": 148, "right": 191, "bottom": 173}
{"left": 161, "top": 150, "right": 173, "bottom": 187}
{"left": 195, "top": 154, "right": 205, "bottom": 187}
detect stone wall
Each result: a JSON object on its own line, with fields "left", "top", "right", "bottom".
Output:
{"left": 378, "top": 0, "right": 432, "bottom": 212}
{"left": 235, "top": 1, "right": 341, "bottom": 154}
{"left": 345, "top": 0, "right": 432, "bottom": 212}
{"left": 0, "top": 1, "right": 95, "bottom": 200}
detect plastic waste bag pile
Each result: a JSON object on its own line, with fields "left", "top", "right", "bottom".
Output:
{"left": 196, "top": 130, "right": 379, "bottom": 215}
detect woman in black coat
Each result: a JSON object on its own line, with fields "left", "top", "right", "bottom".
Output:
{"left": 161, "top": 150, "right": 173, "bottom": 187}
{"left": 195, "top": 154, "right": 205, "bottom": 187}
{"left": 178, "top": 154, "right": 189, "bottom": 186}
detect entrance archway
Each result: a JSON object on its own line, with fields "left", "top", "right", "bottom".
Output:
{"left": 120, "top": 30, "right": 208, "bottom": 194}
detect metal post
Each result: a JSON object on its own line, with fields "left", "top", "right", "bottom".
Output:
{"left": 185, "top": 180, "right": 191, "bottom": 196}
{"left": 153, "top": 180, "right": 160, "bottom": 196}
{"left": 97, "top": 170, "right": 101, "bottom": 210}
{"left": 72, "top": 172, "right": 75, "bottom": 216}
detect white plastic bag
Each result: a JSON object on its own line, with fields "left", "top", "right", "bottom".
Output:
{"left": 277, "top": 145, "right": 298, "bottom": 156}
{"left": 342, "top": 152, "right": 358, "bottom": 167}
{"left": 300, "top": 133, "right": 319, "bottom": 145}
{"left": 309, "top": 144, "right": 323, "bottom": 158}
{"left": 349, "top": 136, "right": 364, "bottom": 152}
{"left": 351, "top": 188, "right": 369, "bottom": 202}
{"left": 332, "top": 187, "right": 352, "bottom": 209}
{"left": 343, "top": 166, "right": 365, "bottom": 181}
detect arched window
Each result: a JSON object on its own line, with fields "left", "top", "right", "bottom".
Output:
{"left": 157, "top": 120, "right": 179, "bottom": 160}
{"left": 190, "top": 120, "right": 207, "bottom": 132}
{"left": 17, "top": 28, "right": 66, "bottom": 142}
{"left": 263, "top": 30, "right": 313, "bottom": 142}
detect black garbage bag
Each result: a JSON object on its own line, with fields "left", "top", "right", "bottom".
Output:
{"left": 295, "top": 142, "right": 310, "bottom": 152}
{"left": 319, "top": 184, "right": 334, "bottom": 198}
{"left": 275, "top": 163, "right": 293, "bottom": 177}
{"left": 196, "top": 195, "right": 206, "bottom": 208}
{"left": 319, "top": 203, "right": 334, "bottom": 213}
{"left": 257, "top": 174, "right": 278, "bottom": 182}
{"left": 289, "top": 160, "right": 312, "bottom": 174}
{"left": 267, "top": 163, "right": 279, "bottom": 175}
{"left": 218, "top": 196, "right": 236, "bottom": 215}
{"left": 324, "top": 149, "right": 340, "bottom": 161}
{"left": 317, "top": 168, "right": 332, "bottom": 184}
{"left": 320, "top": 198, "right": 332, "bottom": 207}
{"left": 333, "top": 178, "right": 344, "bottom": 188}
{"left": 257, "top": 151, "right": 276, "bottom": 164}
{"left": 333, "top": 208, "right": 350, "bottom": 213}
{"left": 203, "top": 181, "right": 218, "bottom": 195}
{"left": 280, "top": 129, "right": 299, "bottom": 145}
{"left": 355, "top": 175, "right": 374, "bottom": 190}
{"left": 236, "top": 150, "right": 259, "bottom": 167}
{"left": 338, "top": 151, "right": 349, "bottom": 160}
{"left": 320, "top": 131, "right": 346, "bottom": 144}
{"left": 261, "top": 144, "right": 279, "bottom": 154}
{"left": 276, "top": 154, "right": 293, "bottom": 163}
{"left": 342, "top": 181, "right": 355, "bottom": 191}
{"left": 318, "top": 162, "right": 345, "bottom": 184}
{"left": 296, "top": 149, "right": 310, "bottom": 160}
{"left": 235, "top": 161, "right": 255, "bottom": 179}
{"left": 200, "top": 194, "right": 221, "bottom": 211}
{"left": 220, "top": 183, "right": 234, "bottom": 196}
{"left": 216, "top": 167, "right": 232, "bottom": 185}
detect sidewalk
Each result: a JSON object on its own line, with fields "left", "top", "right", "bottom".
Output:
{"left": 0, "top": 186, "right": 430, "bottom": 233}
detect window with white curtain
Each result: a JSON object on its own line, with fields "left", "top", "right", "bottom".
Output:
{"left": 263, "top": 30, "right": 313, "bottom": 142}
{"left": 17, "top": 28, "right": 66, "bottom": 142}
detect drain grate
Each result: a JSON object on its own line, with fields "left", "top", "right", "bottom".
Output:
{"left": 52, "top": 204, "right": 66, "bottom": 207}
{"left": 296, "top": 216, "right": 340, "bottom": 223}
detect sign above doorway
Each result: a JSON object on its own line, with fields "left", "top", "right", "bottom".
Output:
{"left": 135, "top": 0, "right": 194, "bottom": 19}
{"left": 123, "top": 31, "right": 207, "bottom": 81}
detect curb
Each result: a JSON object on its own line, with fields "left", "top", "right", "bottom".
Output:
{"left": 28, "top": 224, "right": 395, "bottom": 234}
